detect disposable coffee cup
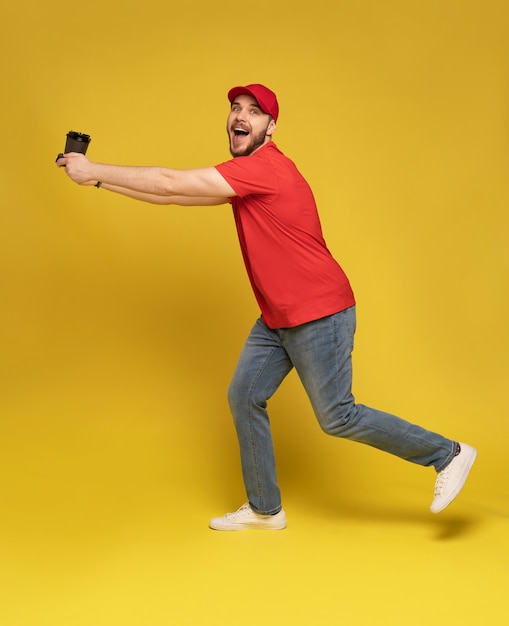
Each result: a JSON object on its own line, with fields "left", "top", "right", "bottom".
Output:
{"left": 65, "top": 131, "right": 91, "bottom": 154}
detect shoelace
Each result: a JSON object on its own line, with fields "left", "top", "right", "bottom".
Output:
{"left": 434, "top": 467, "right": 450, "bottom": 496}
{"left": 225, "top": 503, "right": 251, "bottom": 519}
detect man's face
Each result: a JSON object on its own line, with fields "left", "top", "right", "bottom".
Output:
{"left": 227, "top": 94, "right": 276, "bottom": 157}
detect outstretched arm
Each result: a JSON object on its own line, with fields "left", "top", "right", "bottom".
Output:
{"left": 57, "top": 153, "right": 236, "bottom": 205}
{"left": 99, "top": 183, "right": 229, "bottom": 206}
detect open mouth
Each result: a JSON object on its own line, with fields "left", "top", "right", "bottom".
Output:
{"left": 233, "top": 127, "right": 249, "bottom": 140}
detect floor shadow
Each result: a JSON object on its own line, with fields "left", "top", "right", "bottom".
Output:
{"left": 301, "top": 492, "right": 484, "bottom": 541}
{"left": 430, "top": 514, "right": 483, "bottom": 541}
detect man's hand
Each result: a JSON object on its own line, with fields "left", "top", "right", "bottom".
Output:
{"left": 56, "top": 152, "right": 98, "bottom": 186}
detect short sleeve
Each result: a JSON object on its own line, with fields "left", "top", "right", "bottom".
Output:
{"left": 215, "top": 153, "right": 278, "bottom": 198}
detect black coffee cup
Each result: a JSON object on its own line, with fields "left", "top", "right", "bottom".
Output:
{"left": 56, "top": 130, "right": 91, "bottom": 163}
{"left": 65, "top": 131, "right": 91, "bottom": 154}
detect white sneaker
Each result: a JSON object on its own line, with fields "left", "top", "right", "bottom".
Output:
{"left": 209, "top": 503, "right": 287, "bottom": 531}
{"left": 430, "top": 442, "right": 477, "bottom": 513}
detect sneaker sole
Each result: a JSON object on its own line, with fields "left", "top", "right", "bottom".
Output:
{"left": 209, "top": 519, "right": 287, "bottom": 531}
{"left": 209, "top": 515, "right": 287, "bottom": 531}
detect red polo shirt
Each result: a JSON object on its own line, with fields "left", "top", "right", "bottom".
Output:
{"left": 215, "top": 142, "right": 355, "bottom": 328}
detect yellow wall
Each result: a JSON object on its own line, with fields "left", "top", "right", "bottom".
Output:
{"left": 1, "top": 1, "right": 508, "bottom": 624}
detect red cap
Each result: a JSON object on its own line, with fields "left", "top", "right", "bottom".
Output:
{"left": 227, "top": 84, "right": 279, "bottom": 122}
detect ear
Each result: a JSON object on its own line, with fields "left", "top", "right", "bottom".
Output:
{"left": 266, "top": 118, "right": 277, "bottom": 137}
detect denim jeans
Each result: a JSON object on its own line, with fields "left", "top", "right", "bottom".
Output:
{"left": 227, "top": 306, "right": 456, "bottom": 515}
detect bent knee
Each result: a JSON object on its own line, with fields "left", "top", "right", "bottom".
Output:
{"left": 316, "top": 402, "right": 357, "bottom": 436}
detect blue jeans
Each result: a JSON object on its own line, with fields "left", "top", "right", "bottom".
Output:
{"left": 227, "top": 306, "right": 456, "bottom": 514}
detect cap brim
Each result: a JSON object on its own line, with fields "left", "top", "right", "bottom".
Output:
{"left": 228, "top": 86, "right": 257, "bottom": 103}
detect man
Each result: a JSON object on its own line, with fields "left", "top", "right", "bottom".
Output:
{"left": 57, "top": 83, "right": 477, "bottom": 530}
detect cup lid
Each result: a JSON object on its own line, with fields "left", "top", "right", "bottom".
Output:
{"left": 67, "top": 130, "right": 91, "bottom": 142}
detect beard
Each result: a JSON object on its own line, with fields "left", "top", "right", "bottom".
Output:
{"left": 228, "top": 122, "right": 271, "bottom": 157}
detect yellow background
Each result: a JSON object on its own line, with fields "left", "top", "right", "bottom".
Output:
{"left": 1, "top": 1, "right": 508, "bottom": 624}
